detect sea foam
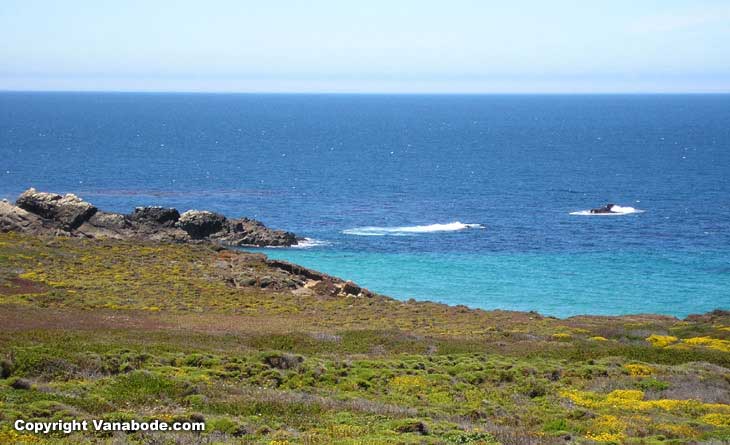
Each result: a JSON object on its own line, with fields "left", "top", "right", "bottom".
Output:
{"left": 291, "top": 238, "right": 331, "bottom": 248}
{"left": 570, "top": 205, "right": 644, "bottom": 216}
{"left": 342, "top": 222, "right": 484, "bottom": 236}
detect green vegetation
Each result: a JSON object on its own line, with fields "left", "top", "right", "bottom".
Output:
{"left": 1, "top": 232, "right": 730, "bottom": 444}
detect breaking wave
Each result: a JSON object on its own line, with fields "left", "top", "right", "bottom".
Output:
{"left": 342, "top": 222, "right": 485, "bottom": 236}
{"left": 291, "top": 238, "right": 331, "bottom": 248}
{"left": 570, "top": 205, "right": 645, "bottom": 216}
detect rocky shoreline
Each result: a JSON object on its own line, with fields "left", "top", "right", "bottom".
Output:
{"left": 0, "top": 188, "right": 299, "bottom": 247}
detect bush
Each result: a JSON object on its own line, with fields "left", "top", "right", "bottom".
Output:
{"left": 393, "top": 420, "right": 429, "bottom": 435}
{"left": 637, "top": 377, "right": 670, "bottom": 391}
{"left": 208, "top": 417, "right": 247, "bottom": 436}
{"left": 445, "top": 431, "right": 497, "bottom": 443}
{"left": 103, "top": 370, "right": 186, "bottom": 405}
{"left": 521, "top": 379, "right": 548, "bottom": 398}
{"left": 9, "top": 377, "right": 32, "bottom": 390}
{"left": 0, "top": 359, "right": 13, "bottom": 379}
{"left": 543, "top": 418, "right": 569, "bottom": 432}
{"left": 262, "top": 353, "right": 303, "bottom": 370}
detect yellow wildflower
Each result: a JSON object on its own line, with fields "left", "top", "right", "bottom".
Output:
{"left": 683, "top": 336, "right": 730, "bottom": 353}
{"left": 645, "top": 334, "right": 678, "bottom": 347}
{"left": 624, "top": 363, "right": 654, "bottom": 377}
{"left": 702, "top": 413, "right": 730, "bottom": 427}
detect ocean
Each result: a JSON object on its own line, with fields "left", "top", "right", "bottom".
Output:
{"left": 1, "top": 92, "right": 729, "bottom": 317}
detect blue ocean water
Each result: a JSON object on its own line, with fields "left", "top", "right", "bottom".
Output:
{"left": 1, "top": 92, "right": 729, "bottom": 317}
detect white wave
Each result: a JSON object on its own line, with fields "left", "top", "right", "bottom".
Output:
{"left": 291, "top": 238, "right": 331, "bottom": 248}
{"left": 342, "top": 221, "right": 485, "bottom": 236}
{"left": 570, "top": 205, "right": 645, "bottom": 216}
{"left": 260, "top": 237, "right": 331, "bottom": 249}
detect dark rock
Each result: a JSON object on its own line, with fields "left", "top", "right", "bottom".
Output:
{"left": 177, "top": 210, "right": 226, "bottom": 239}
{"left": 75, "top": 211, "right": 131, "bottom": 240}
{"left": 312, "top": 280, "right": 341, "bottom": 297}
{"left": 130, "top": 206, "right": 180, "bottom": 227}
{"left": 267, "top": 260, "right": 335, "bottom": 282}
{"left": 220, "top": 217, "right": 298, "bottom": 247}
{"left": 259, "top": 276, "right": 273, "bottom": 288}
{"left": 16, "top": 188, "right": 96, "bottom": 230}
{"left": 4, "top": 188, "right": 299, "bottom": 248}
{"left": 342, "top": 281, "right": 361, "bottom": 296}
{"left": 589, "top": 203, "right": 616, "bottom": 214}
{"left": 88, "top": 211, "right": 129, "bottom": 230}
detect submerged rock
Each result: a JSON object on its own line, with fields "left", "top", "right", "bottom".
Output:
{"left": 589, "top": 203, "right": 617, "bottom": 214}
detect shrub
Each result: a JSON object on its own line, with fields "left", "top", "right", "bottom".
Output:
{"left": 444, "top": 431, "right": 497, "bottom": 443}
{"left": 262, "top": 353, "right": 303, "bottom": 370}
{"left": 208, "top": 417, "right": 247, "bottom": 436}
{"left": 103, "top": 370, "right": 186, "bottom": 405}
{"left": 637, "top": 377, "right": 669, "bottom": 391}
{"left": 646, "top": 335, "right": 678, "bottom": 348}
{"left": 702, "top": 413, "right": 730, "bottom": 427}
{"left": 543, "top": 418, "right": 569, "bottom": 432}
{"left": 0, "top": 358, "right": 13, "bottom": 379}
{"left": 624, "top": 363, "right": 654, "bottom": 377}
{"left": 393, "top": 420, "right": 429, "bottom": 435}
{"left": 9, "top": 377, "right": 32, "bottom": 390}
{"left": 521, "top": 379, "right": 548, "bottom": 398}
{"left": 684, "top": 336, "right": 730, "bottom": 353}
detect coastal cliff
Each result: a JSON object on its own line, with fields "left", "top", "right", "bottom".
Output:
{"left": 0, "top": 188, "right": 299, "bottom": 247}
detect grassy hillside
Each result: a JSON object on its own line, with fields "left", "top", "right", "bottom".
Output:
{"left": 1, "top": 232, "right": 729, "bottom": 444}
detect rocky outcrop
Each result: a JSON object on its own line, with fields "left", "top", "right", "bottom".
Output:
{"left": 129, "top": 206, "right": 180, "bottom": 227}
{"left": 174, "top": 211, "right": 297, "bottom": 246}
{"left": 0, "top": 200, "right": 46, "bottom": 234}
{"left": 177, "top": 210, "right": 226, "bottom": 239}
{"left": 218, "top": 218, "right": 298, "bottom": 247}
{"left": 16, "top": 189, "right": 97, "bottom": 230}
{"left": 1, "top": 188, "right": 300, "bottom": 247}
{"left": 213, "top": 252, "right": 379, "bottom": 297}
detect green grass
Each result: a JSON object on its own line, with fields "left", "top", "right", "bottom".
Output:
{"left": 1, "top": 232, "right": 730, "bottom": 444}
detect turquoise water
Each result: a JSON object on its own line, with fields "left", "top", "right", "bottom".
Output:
{"left": 1, "top": 93, "right": 729, "bottom": 317}
{"left": 258, "top": 248, "right": 729, "bottom": 318}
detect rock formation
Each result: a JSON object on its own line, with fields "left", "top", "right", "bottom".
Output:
{"left": 1, "top": 188, "right": 300, "bottom": 247}
{"left": 589, "top": 203, "right": 617, "bottom": 214}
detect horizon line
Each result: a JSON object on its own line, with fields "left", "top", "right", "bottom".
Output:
{"left": 2, "top": 88, "right": 730, "bottom": 96}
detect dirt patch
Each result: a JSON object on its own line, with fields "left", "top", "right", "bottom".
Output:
{"left": 0, "top": 304, "right": 312, "bottom": 335}
{"left": 0, "top": 304, "right": 174, "bottom": 332}
{"left": 0, "top": 277, "right": 49, "bottom": 296}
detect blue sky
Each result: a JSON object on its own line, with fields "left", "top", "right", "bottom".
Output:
{"left": 1, "top": 0, "right": 729, "bottom": 93}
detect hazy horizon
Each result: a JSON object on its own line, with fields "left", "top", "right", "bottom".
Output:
{"left": 2, "top": 0, "right": 729, "bottom": 93}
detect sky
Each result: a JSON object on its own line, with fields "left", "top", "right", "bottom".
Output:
{"left": 1, "top": 0, "right": 729, "bottom": 93}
